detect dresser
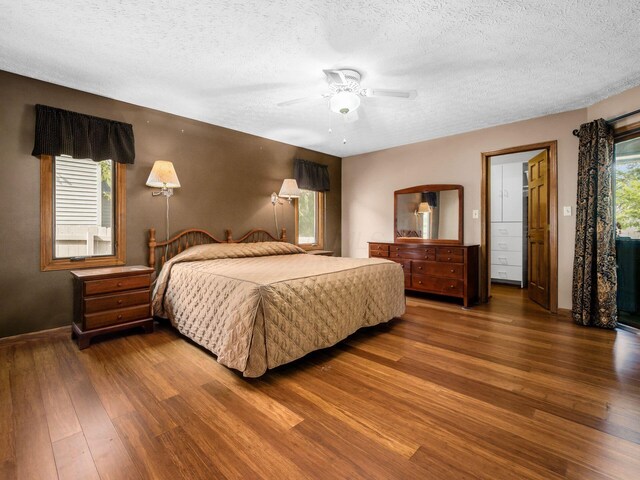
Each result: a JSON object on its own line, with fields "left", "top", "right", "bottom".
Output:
{"left": 71, "top": 266, "right": 155, "bottom": 349}
{"left": 369, "top": 242, "right": 479, "bottom": 307}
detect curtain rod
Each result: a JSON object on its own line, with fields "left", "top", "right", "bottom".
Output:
{"left": 572, "top": 107, "right": 640, "bottom": 136}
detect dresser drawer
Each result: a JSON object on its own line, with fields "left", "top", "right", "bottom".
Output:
{"left": 84, "top": 289, "right": 150, "bottom": 314}
{"left": 390, "top": 258, "right": 411, "bottom": 272}
{"left": 491, "top": 265, "right": 523, "bottom": 282}
{"left": 412, "top": 261, "right": 463, "bottom": 279}
{"left": 370, "top": 250, "right": 389, "bottom": 258}
{"left": 492, "top": 236, "right": 522, "bottom": 252}
{"left": 492, "top": 222, "right": 523, "bottom": 237}
{"left": 398, "top": 248, "right": 436, "bottom": 260}
{"left": 369, "top": 243, "right": 390, "bottom": 252}
{"left": 437, "top": 247, "right": 464, "bottom": 257}
{"left": 411, "top": 274, "right": 464, "bottom": 295}
{"left": 436, "top": 248, "right": 464, "bottom": 263}
{"left": 84, "top": 304, "right": 150, "bottom": 330}
{"left": 84, "top": 275, "right": 151, "bottom": 296}
{"left": 491, "top": 250, "right": 522, "bottom": 267}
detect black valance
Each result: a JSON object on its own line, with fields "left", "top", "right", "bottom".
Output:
{"left": 294, "top": 159, "right": 330, "bottom": 192}
{"left": 31, "top": 104, "right": 135, "bottom": 164}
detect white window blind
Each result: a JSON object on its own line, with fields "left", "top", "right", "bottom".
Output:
{"left": 54, "top": 157, "right": 100, "bottom": 226}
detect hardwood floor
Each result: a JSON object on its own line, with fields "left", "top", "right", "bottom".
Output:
{"left": 1, "top": 284, "right": 639, "bottom": 479}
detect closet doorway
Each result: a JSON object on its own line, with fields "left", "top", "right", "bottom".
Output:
{"left": 480, "top": 141, "right": 558, "bottom": 313}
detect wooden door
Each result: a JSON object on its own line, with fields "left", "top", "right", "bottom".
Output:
{"left": 527, "top": 150, "right": 550, "bottom": 309}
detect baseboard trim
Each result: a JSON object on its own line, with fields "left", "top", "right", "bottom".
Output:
{"left": 0, "top": 325, "right": 69, "bottom": 346}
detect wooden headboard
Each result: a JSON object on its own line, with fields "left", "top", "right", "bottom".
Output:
{"left": 148, "top": 227, "right": 287, "bottom": 271}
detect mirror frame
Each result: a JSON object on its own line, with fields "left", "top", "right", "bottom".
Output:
{"left": 394, "top": 184, "right": 464, "bottom": 245}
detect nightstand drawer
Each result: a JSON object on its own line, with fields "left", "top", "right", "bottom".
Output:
{"left": 84, "top": 290, "right": 150, "bottom": 314}
{"left": 84, "top": 304, "right": 150, "bottom": 330}
{"left": 84, "top": 275, "right": 150, "bottom": 296}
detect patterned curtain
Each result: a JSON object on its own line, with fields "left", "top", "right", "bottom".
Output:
{"left": 572, "top": 119, "right": 617, "bottom": 328}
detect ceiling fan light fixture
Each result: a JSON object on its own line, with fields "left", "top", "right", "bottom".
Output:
{"left": 329, "top": 91, "right": 361, "bottom": 115}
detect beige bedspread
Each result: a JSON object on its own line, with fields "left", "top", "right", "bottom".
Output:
{"left": 152, "top": 242, "right": 405, "bottom": 377}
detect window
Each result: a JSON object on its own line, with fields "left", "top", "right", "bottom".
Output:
{"left": 614, "top": 135, "right": 640, "bottom": 239}
{"left": 40, "top": 155, "right": 126, "bottom": 271}
{"left": 614, "top": 127, "right": 640, "bottom": 328}
{"left": 295, "top": 189, "right": 325, "bottom": 249}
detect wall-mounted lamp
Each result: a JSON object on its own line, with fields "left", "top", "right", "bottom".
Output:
{"left": 414, "top": 202, "right": 431, "bottom": 232}
{"left": 146, "top": 160, "right": 181, "bottom": 244}
{"left": 275, "top": 179, "right": 301, "bottom": 204}
{"left": 146, "top": 160, "right": 181, "bottom": 197}
{"left": 271, "top": 179, "right": 301, "bottom": 235}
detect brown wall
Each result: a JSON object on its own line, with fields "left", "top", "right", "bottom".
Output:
{"left": 0, "top": 70, "right": 341, "bottom": 338}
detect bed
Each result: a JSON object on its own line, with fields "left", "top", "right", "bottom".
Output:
{"left": 149, "top": 227, "right": 405, "bottom": 377}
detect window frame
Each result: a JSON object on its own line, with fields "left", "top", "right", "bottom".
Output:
{"left": 40, "top": 154, "right": 126, "bottom": 271}
{"left": 294, "top": 189, "right": 325, "bottom": 250}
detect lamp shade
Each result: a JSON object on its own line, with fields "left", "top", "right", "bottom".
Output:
{"left": 278, "top": 179, "right": 301, "bottom": 199}
{"left": 329, "top": 91, "right": 361, "bottom": 114}
{"left": 146, "top": 160, "right": 181, "bottom": 188}
{"left": 417, "top": 202, "right": 431, "bottom": 213}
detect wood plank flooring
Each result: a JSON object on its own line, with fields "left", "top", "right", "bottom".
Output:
{"left": 1, "top": 284, "right": 639, "bottom": 479}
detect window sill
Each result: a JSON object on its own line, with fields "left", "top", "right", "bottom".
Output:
{"left": 41, "top": 256, "right": 125, "bottom": 272}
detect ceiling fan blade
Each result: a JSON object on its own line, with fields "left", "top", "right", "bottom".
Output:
{"left": 364, "top": 88, "right": 417, "bottom": 99}
{"left": 277, "top": 94, "right": 326, "bottom": 107}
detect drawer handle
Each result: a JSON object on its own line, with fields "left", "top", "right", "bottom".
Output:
{"left": 117, "top": 282, "right": 123, "bottom": 287}
{"left": 450, "top": 285, "right": 455, "bottom": 288}
{"left": 447, "top": 249, "right": 451, "bottom": 253}
{"left": 418, "top": 266, "right": 422, "bottom": 270}
{"left": 418, "top": 280, "right": 422, "bottom": 285}
{"left": 447, "top": 257, "right": 451, "bottom": 261}
{"left": 450, "top": 269, "right": 455, "bottom": 273}
{"left": 117, "top": 314, "right": 123, "bottom": 320}
{"left": 117, "top": 299, "right": 123, "bottom": 304}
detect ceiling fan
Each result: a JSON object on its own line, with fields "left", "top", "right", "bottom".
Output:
{"left": 277, "top": 69, "right": 417, "bottom": 122}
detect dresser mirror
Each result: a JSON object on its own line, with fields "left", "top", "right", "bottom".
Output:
{"left": 394, "top": 184, "right": 463, "bottom": 244}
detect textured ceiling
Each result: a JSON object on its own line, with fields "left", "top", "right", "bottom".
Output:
{"left": 2, "top": 1, "right": 640, "bottom": 157}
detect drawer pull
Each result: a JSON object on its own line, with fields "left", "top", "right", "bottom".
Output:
{"left": 449, "top": 284, "right": 455, "bottom": 288}
{"left": 450, "top": 269, "right": 455, "bottom": 273}
{"left": 418, "top": 280, "right": 423, "bottom": 285}
{"left": 117, "top": 282, "right": 122, "bottom": 287}
{"left": 117, "top": 314, "right": 123, "bottom": 320}
{"left": 117, "top": 299, "right": 123, "bottom": 304}
{"left": 447, "top": 257, "right": 451, "bottom": 261}
{"left": 446, "top": 249, "right": 451, "bottom": 253}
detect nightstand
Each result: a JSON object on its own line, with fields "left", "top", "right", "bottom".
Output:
{"left": 71, "top": 266, "right": 155, "bottom": 349}
{"left": 307, "top": 250, "right": 335, "bottom": 256}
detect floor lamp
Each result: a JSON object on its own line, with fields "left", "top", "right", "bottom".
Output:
{"left": 146, "top": 161, "right": 181, "bottom": 256}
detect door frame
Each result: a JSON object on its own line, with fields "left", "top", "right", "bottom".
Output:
{"left": 480, "top": 140, "right": 558, "bottom": 313}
